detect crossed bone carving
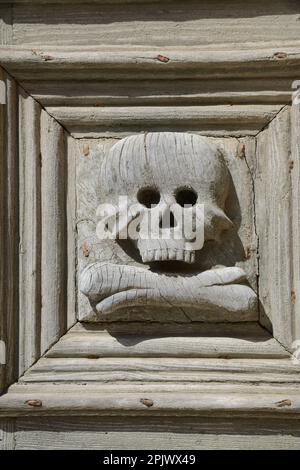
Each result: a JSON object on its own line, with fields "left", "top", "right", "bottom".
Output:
{"left": 79, "top": 262, "right": 257, "bottom": 322}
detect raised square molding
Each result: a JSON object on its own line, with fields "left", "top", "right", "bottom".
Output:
{"left": 0, "top": 44, "right": 299, "bottom": 418}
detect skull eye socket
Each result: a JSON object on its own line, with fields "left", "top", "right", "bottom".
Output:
{"left": 175, "top": 188, "right": 198, "bottom": 207}
{"left": 137, "top": 187, "right": 160, "bottom": 208}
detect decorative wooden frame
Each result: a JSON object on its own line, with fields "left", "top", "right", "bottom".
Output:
{"left": 0, "top": 43, "right": 300, "bottom": 418}
{"left": 0, "top": 67, "right": 77, "bottom": 390}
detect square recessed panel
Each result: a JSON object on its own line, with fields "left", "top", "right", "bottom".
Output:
{"left": 76, "top": 136, "right": 258, "bottom": 324}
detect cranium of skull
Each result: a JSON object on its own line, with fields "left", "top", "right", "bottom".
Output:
{"left": 99, "top": 132, "right": 233, "bottom": 264}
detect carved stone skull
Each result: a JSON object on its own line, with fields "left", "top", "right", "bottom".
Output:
{"left": 99, "top": 132, "right": 233, "bottom": 264}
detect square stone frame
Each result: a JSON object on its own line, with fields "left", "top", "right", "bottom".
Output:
{"left": 0, "top": 44, "right": 300, "bottom": 419}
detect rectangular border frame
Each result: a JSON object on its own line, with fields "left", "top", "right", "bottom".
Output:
{"left": 0, "top": 44, "right": 299, "bottom": 418}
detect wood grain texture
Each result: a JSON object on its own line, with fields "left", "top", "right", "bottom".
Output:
{"left": 255, "top": 106, "right": 294, "bottom": 348}
{"left": 44, "top": 323, "right": 287, "bottom": 360}
{"left": 20, "top": 77, "right": 293, "bottom": 107}
{"left": 18, "top": 88, "right": 41, "bottom": 376}
{"left": 0, "top": 74, "right": 77, "bottom": 391}
{"left": 2, "top": 71, "right": 18, "bottom": 390}
{"left": 0, "top": 5, "right": 12, "bottom": 46}
{"left": 11, "top": 416, "right": 300, "bottom": 450}
{"left": 0, "top": 419, "right": 15, "bottom": 450}
{"left": 76, "top": 135, "right": 258, "bottom": 322}
{"left": 75, "top": 138, "right": 121, "bottom": 319}
{"left": 0, "top": 4, "right": 299, "bottom": 450}
{"left": 47, "top": 105, "right": 283, "bottom": 138}
{"left": 1, "top": 45, "right": 300, "bottom": 81}
{"left": 80, "top": 132, "right": 258, "bottom": 320}
{"left": 66, "top": 135, "right": 77, "bottom": 329}
{"left": 1, "top": 380, "right": 300, "bottom": 417}
{"left": 79, "top": 263, "right": 258, "bottom": 322}
{"left": 40, "top": 110, "right": 67, "bottom": 355}
{"left": 236, "top": 138, "right": 259, "bottom": 272}
{"left": 218, "top": 137, "right": 258, "bottom": 292}
{"left": 11, "top": 1, "right": 300, "bottom": 47}
{"left": 290, "top": 105, "right": 300, "bottom": 346}
{"left": 23, "top": 357, "right": 300, "bottom": 384}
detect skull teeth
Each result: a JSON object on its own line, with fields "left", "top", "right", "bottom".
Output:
{"left": 141, "top": 249, "right": 195, "bottom": 264}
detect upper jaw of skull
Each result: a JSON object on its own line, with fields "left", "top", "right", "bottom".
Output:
{"left": 137, "top": 239, "right": 196, "bottom": 264}
{"left": 129, "top": 199, "right": 233, "bottom": 265}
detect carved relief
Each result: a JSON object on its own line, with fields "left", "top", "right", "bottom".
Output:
{"left": 79, "top": 132, "right": 257, "bottom": 322}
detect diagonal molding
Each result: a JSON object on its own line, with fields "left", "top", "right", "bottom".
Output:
{"left": 0, "top": 44, "right": 298, "bottom": 137}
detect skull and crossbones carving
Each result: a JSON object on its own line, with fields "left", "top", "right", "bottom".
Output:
{"left": 79, "top": 132, "right": 257, "bottom": 322}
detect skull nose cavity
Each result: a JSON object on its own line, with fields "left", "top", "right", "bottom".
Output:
{"left": 159, "top": 209, "right": 177, "bottom": 229}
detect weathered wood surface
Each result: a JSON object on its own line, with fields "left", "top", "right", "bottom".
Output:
{"left": 79, "top": 131, "right": 258, "bottom": 322}
{"left": 47, "top": 104, "right": 283, "bottom": 138}
{"left": 23, "top": 357, "right": 300, "bottom": 384}
{"left": 255, "top": 106, "right": 294, "bottom": 348}
{"left": 1, "top": 380, "right": 300, "bottom": 418}
{"left": 44, "top": 322, "right": 287, "bottom": 360}
{"left": 40, "top": 110, "right": 68, "bottom": 354}
{"left": 75, "top": 138, "right": 120, "bottom": 317}
{"left": 10, "top": 1, "right": 300, "bottom": 47}
{"left": 0, "top": 2, "right": 299, "bottom": 448}
{"left": 66, "top": 135, "right": 77, "bottom": 329}
{"left": 1, "top": 45, "right": 300, "bottom": 81}
{"left": 0, "top": 416, "right": 299, "bottom": 450}
{"left": 0, "top": 75, "right": 76, "bottom": 390}
{"left": 3, "top": 73, "right": 18, "bottom": 392}
{"left": 2, "top": 415, "right": 300, "bottom": 450}
{"left": 76, "top": 135, "right": 258, "bottom": 320}
{"left": 0, "top": 5, "right": 12, "bottom": 46}
{"left": 21, "top": 77, "right": 292, "bottom": 107}
{"left": 0, "top": 419, "right": 15, "bottom": 450}
{"left": 79, "top": 263, "right": 258, "bottom": 322}
{"left": 291, "top": 104, "right": 300, "bottom": 347}
{"left": 0, "top": 70, "right": 19, "bottom": 393}
{"left": 18, "top": 89, "right": 41, "bottom": 376}
{"left": 214, "top": 136, "right": 258, "bottom": 291}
